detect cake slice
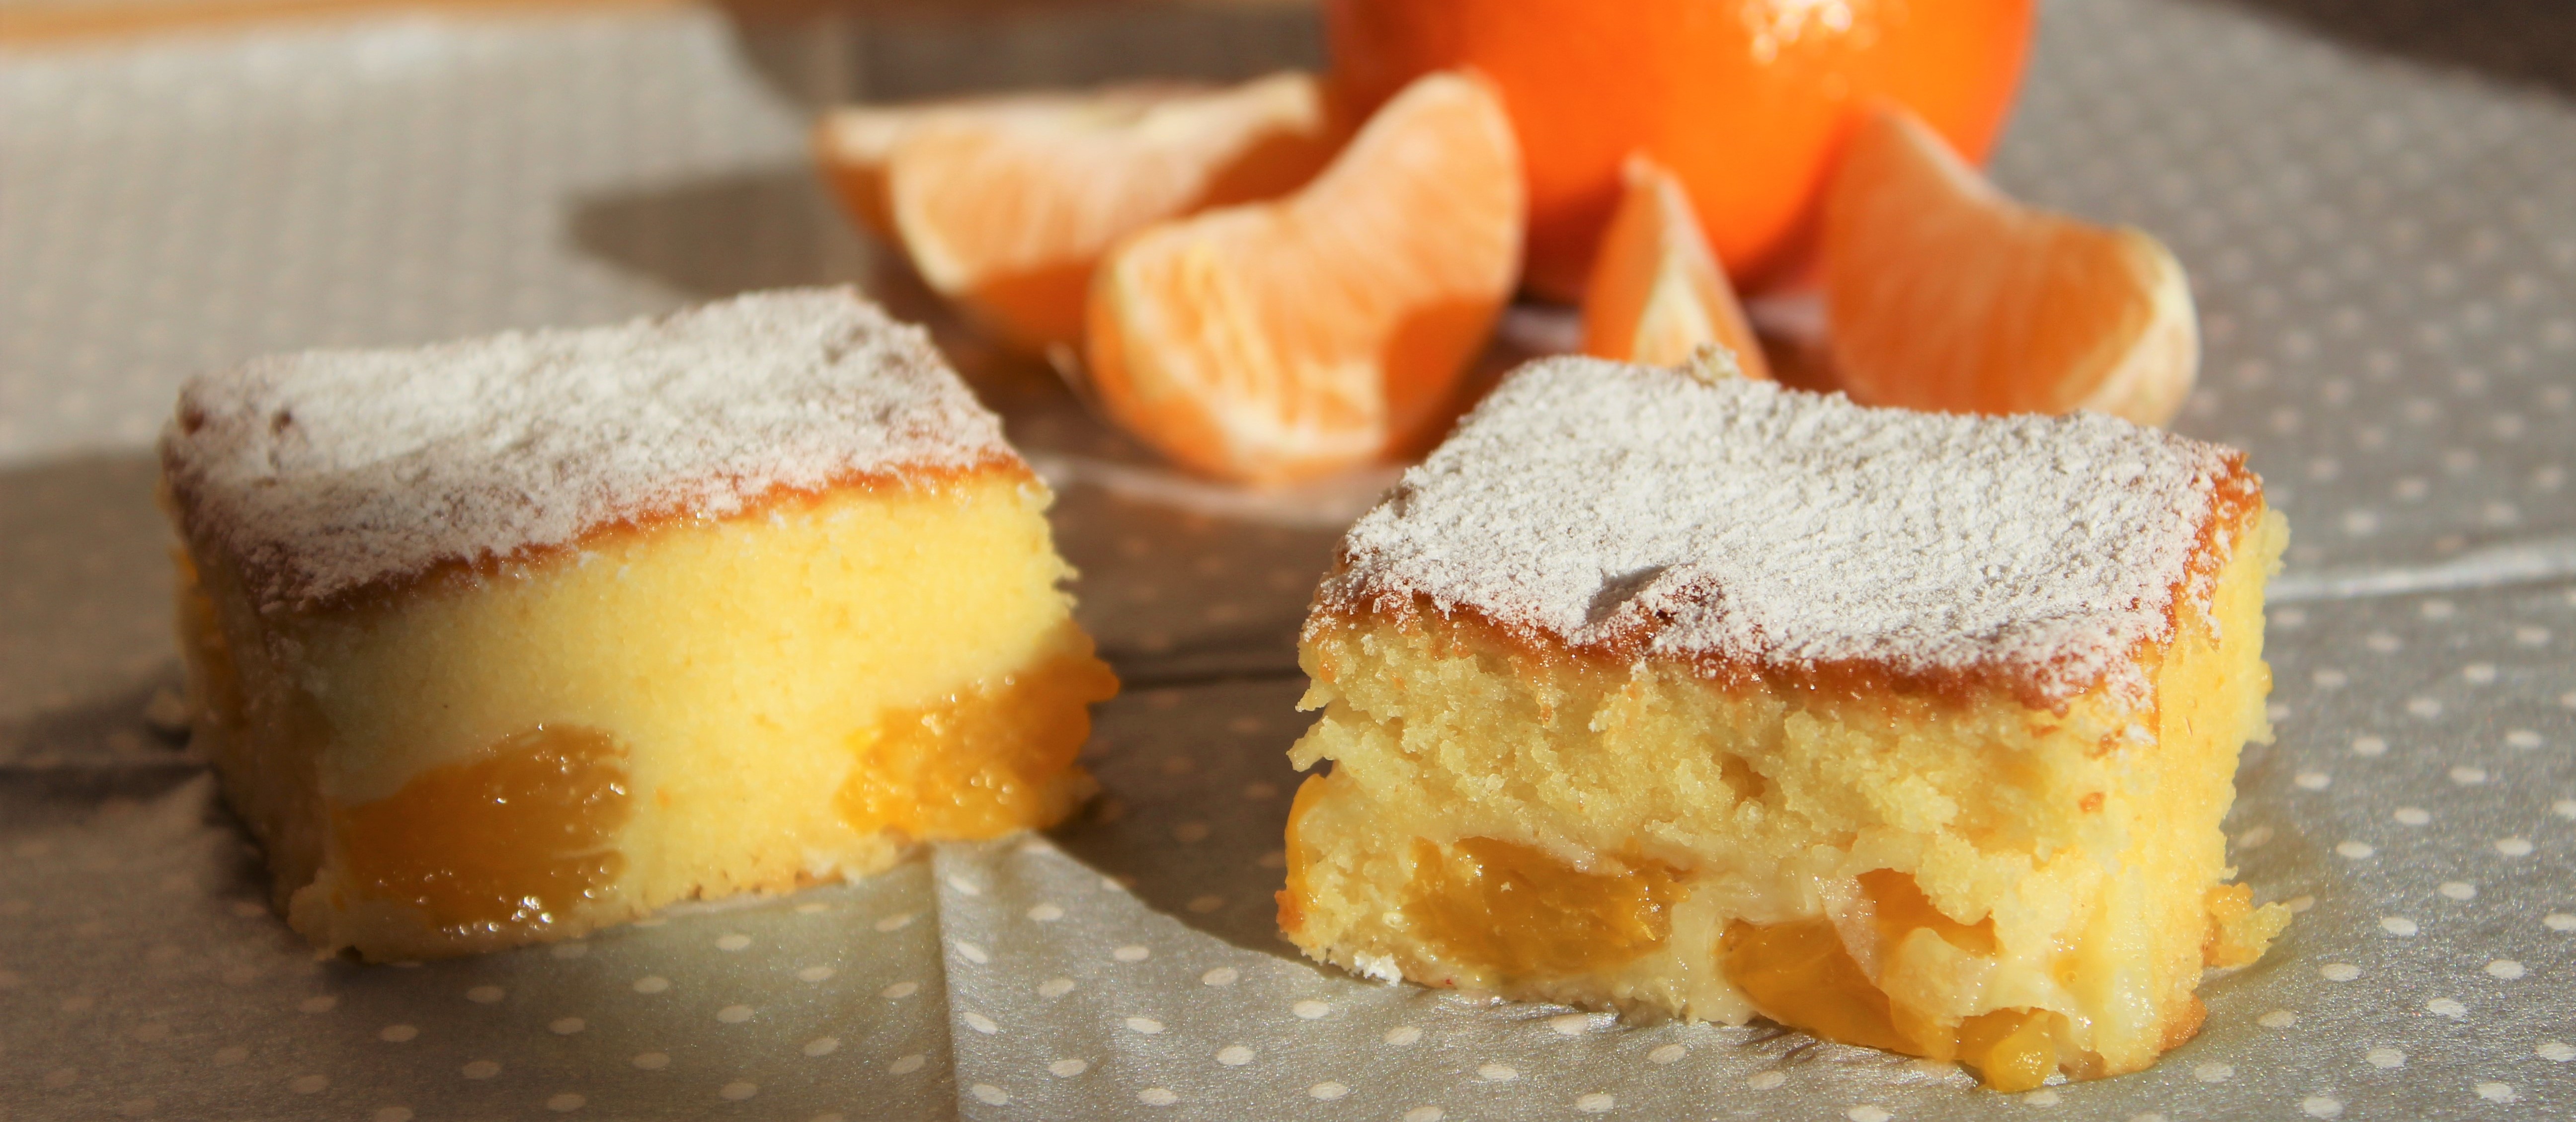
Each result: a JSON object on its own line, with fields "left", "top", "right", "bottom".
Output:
{"left": 161, "top": 289, "right": 1116, "bottom": 961}
{"left": 1278, "top": 358, "right": 2289, "bottom": 1089}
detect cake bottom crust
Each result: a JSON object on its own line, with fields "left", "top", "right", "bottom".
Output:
{"left": 177, "top": 471, "right": 1115, "bottom": 960}
{"left": 1280, "top": 510, "right": 2290, "bottom": 1088}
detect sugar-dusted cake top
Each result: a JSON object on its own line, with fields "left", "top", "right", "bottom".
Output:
{"left": 1316, "top": 358, "right": 2261, "bottom": 705}
{"left": 163, "top": 288, "right": 1017, "bottom": 609}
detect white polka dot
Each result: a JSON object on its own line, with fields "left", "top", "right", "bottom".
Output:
{"left": 2301, "top": 1096, "right": 2342, "bottom": 1119}
{"left": 545, "top": 1093, "right": 584, "bottom": 1113}
{"left": 2422, "top": 600, "right": 2456, "bottom": 619}
{"left": 2428, "top": 998, "right": 2467, "bottom": 1018}
{"left": 953, "top": 941, "right": 989, "bottom": 964}
{"left": 1749, "top": 1071, "right": 1786, "bottom": 1090}
{"left": 2396, "top": 807, "right": 2431, "bottom": 825}
{"left": 2311, "top": 669, "right": 2348, "bottom": 689}
{"left": 1187, "top": 894, "right": 1224, "bottom": 913}
{"left": 2365, "top": 1047, "right": 2405, "bottom": 1069}
{"left": 1138, "top": 1088, "right": 1178, "bottom": 1106}
{"left": 2463, "top": 663, "right": 2498, "bottom": 684}
{"left": 888, "top": 1054, "right": 926, "bottom": 1075}
{"left": 1126, "top": 1017, "right": 1164, "bottom": 1035}
{"left": 2365, "top": 633, "right": 2400, "bottom": 653}
{"left": 1293, "top": 1000, "right": 1330, "bottom": 1020}
{"left": 2450, "top": 766, "right": 2488, "bottom": 785}
{"left": 2537, "top": 1041, "right": 2574, "bottom": 1062}
{"left": 1038, "top": 978, "right": 1075, "bottom": 998}
{"left": 715, "top": 1005, "right": 752, "bottom": 1024}
{"left": 2506, "top": 729, "right": 2543, "bottom": 749}
{"left": 2238, "top": 826, "right": 2273, "bottom": 848}
{"left": 1848, "top": 1107, "right": 1891, "bottom": 1122}
{"left": 2352, "top": 735, "right": 2388, "bottom": 757}
{"left": 1549, "top": 1012, "right": 1596, "bottom": 1036}
{"left": 719, "top": 1083, "right": 758, "bottom": 1102}
{"left": 462, "top": 1060, "right": 501, "bottom": 1080}
{"left": 1575, "top": 1093, "right": 1615, "bottom": 1114}
{"left": 1402, "top": 1109, "right": 1445, "bottom": 1122}
{"left": 2496, "top": 837, "right": 2535, "bottom": 857}
{"left": 1113, "top": 945, "right": 1151, "bottom": 962}
{"left": 2486, "top": 960, "right": 2526, "bottom": 979}
{"left": 1201, "top": 968, "right": 1238, "bottom": 987}
{"left": 465, "top": 985, "right": 504, "bottom": 1004}
{"left": 290, "top": 1074, "right": 328, "bottom": 1094}
{"left": 2295, "top": 771, "right": 2331, "bottom": 790}
{"left": 298, "top": 995, "right": 337, "bottom": 1014}
{"left": 2476, "top": 1082, "right": 2516, "bottom": 1104}
{"left": 550, "top": 1017, "right": 585, "bottom": 1035}
{"left": 2258, "top": 1010, "right": 2298, "bottom": 1028}
{"left": 2407, "top": 697, "right": 2443, "bottom": 718}
{"left": 2024, "top": 1090, "right": 2061, "bottom": 1105}
{"left": 1217, "top": 1044, "right": 1254, "bottom": 1067}
{"left": 946, "top": 876, "right": 981, "bottom": 896}
{"left": 633, "top": 976, "right": 670, "bottom": 994}
{"left": 379, "top": 1025, "right": 417, "bottom": 1042}
{"left": 1026, "top": 903, "right": 1064, "bottom": 922}
{"left": 2193, "top": 1062, "right": 2233, "bottom": 1083}
{"left": 794, "top": 902, "right": 830, "bottom": 915}
{"left": 1048, "top": 1058, "right": 1087, "bottom": 1077}
{"left": 632, "top": 1052, "right": 670, "bottom": 1070}
{"left": 1477, "top": 1063, "right": 1518, "bottom": 1081}
{"left": 2335, "top": 841, "right": 2375, "bottom": 859}
{"left": 1385, "top": 1026, "right": 1423, "bottom": 1046}
{"left": 1309, "top": 1082, "right": 1349, "bottom": 1101}
{"left": 874, "top": 913, "right": 914, "bottom": 932}
{"left": 2553, "top": 797, "right": 2576, "bottom": 819}
{"left": 803, "top": 1037, "right": 839, "bottom": 1057}
{"left": 1173, "top": 822, "right": 1211, "bottom": 843}
{"left": 800, "top": 966, "right": 836, "bottom": 983}
{"left": 1649, "top": 1043, "right": 1688, "bottom": 1063}
{"left": 2440, "top": 881, "right": 2477, "bottom": 900}
{"left": 969, "top": 1084, "right": 1007, "bottom": 1106}
{"left": 965, "top": 1012, "right": 999, "bottom": 1035}
{"left": 374, "top": 1109, "right": 413, "bottom": 1122}
{"left": 2380, "top": 916, "right": 2419, "bottom": 936}
{"left": 879, "top": 980, "right": 917, "bottom": 999}
{"left": 2323, "top": 962, "right": 2361, "bottom": 981}
{"left": 2548, "top": 913, "right": 2576, "bottom": 932}
{"left": 715, "top": 933, "right": 750, "bottom": 952}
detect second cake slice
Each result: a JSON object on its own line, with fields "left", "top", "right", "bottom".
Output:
{"left": 1280, "top": 358, "right": 2289, "bottom": 1089}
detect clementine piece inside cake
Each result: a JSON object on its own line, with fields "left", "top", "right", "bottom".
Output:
{"left": 1279, "top": 358, "right": 2288, "bottom": 1089}
{"left": 161, "top": 289, "right": 1115, "bottom": 961}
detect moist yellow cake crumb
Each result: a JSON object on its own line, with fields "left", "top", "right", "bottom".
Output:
{"left": 162, "top": 289, "right": 1115, "bottom": 960}
{"left": 1278, "top": 359, "right": 2290, "bottom": 1088}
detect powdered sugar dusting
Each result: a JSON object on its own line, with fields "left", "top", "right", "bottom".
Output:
{"left": 163, "top": 288, "right": 1014, "bottom": 609}
{"left": 1317, "top": 358, "right": 2255, "bottom": 705}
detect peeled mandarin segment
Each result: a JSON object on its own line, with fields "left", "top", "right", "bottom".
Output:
{"left": 1957, "top": 1009, "right": 2061, "bottom": 1093}
{"left": 835, "top": 650, "right": 1120, "bottom": 840}
{"left": 814, "top": 90, "right": 1095, "bottom": 242}
{"left": 1821, "top": 106, "right": 2198, "bottom": 425}
{"left": 872, "top": 74, "right": 1338, "bottom": 356}
{"left": 1085, "top": 71, "right": 1524, "bottom": 483}
{"left": 1719, "top": 917, "right": 1920, "bottom": 1056}
{"left": 1579, "top": 157, "right": 1771, "bottom": 378}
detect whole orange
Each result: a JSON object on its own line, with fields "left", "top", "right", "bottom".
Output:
{"left": 1324, "top": 0, "right": 2034, "bottom": 300}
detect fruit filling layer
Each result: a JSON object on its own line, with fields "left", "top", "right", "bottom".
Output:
{"left": 1405, "top": 837, "right": 1682, "bottom": 977}
{"left": 838, "top": 650, "right": 1121, "bottom": 839}
{"left": 335, "top": 725, "right": 632, "bottom": 939}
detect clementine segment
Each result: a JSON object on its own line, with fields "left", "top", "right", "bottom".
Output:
{"left": 1580, "top": 157, "right": 1770, "bottom": 377}
{"left": 1325, "top": 0, "right": 2033, "bottom": 300}
{"left": 1085, "top": 72, "right": 1523, "bottom": 483}
{"left": 815, "top": 74, "right": 1340, "bottom": 356}
{"left": 1821, "top": 107, "right": 2198, "bottom": 425}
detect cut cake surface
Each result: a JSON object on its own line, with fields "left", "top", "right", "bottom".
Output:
{"left": 1284, "top": 359, "right": 2287, "bottom": 1090}
{"left": 164, "top": 289, "right": 1115, "bottom": 961}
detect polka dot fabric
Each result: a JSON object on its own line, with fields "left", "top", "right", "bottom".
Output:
{"left": 2, "top": 1, "right": 2573, "bottom": 1119}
